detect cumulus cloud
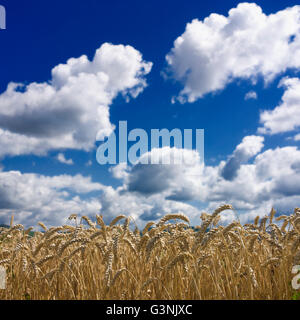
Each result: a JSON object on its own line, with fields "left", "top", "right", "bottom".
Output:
{"left": 294, "top": 134, "right": 300, "bottom": 141}
{"left": 258, "top": 77, "right": 300, "bottom": 135}
{"left": 125, "top": 147, "right": 204, "bottom": 198}
{"left": 0, "top": 43, "right": 152, "bottom": 158}
{"left": 198, "top": 146, "right": 300, "bottom": 223}
{"left": 2, "top": 142, "right": 300, "bottom": 228}
{"left": 100, "top": 135, "right": 300, "bottom": 226}
{"left": 0, "top": 171, "right": 105, "bottom": 227}
{"left": 245, "top": 91, "right": 257, "bottom": 100}
{"left": 56, "top": 153, "right": 74, "bottom": 165}
{"left": 209, "top": 146, "right": 300, "bottom": 222}
{"left": 109, "top": 162, "right": 129, "bottom": 180}
{"left": 99, "top": 185, "right": 202, "bottom": 226}
{"left": 0, "top": 155, "right": 204, "bottom": 228}
{"left": 166, "top": 3, "right": 300, "bottom": 102}
{"left": 221, "top": 135, "right": 264, "bottom": 180}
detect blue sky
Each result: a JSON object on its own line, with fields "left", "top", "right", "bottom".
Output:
{"left": 0, "top": 0, "right": 300, "bottom": 228}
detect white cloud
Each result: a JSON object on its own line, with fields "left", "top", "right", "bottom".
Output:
{"left": 258, "top": 77, "right": 300, "bottom": 135}
{"left": 0, "top": 43, "right": 152, "bottom": 158}
{"left": 109, "top": 162, "right": 129, "bottom": 180}
{"left": 245, "top": 91, "right": 257, "bottom": 100}
{"left": 101, "top": 138, "right": 300, "bottom": 226}
{"left": 200, "top": 145, "right": 300, "bottom": 223}
{"left": 166, "top": 3, "right": 300, "bottom": 102}
{"left": 294, "top": 134, "right": 300, "bottom": 141}
{"left": 2, "top": 142, "right": 300, "bottom": 228}
{"left": 0, "top": 171, "right": 105, "bottom": 227}
{"left": 235, "top": 135, "right": 265, "bottom": 158}
{"left": 56, "top": 153, "right": 74, "bottom": 165}
{"left": 99, "top": 185, "right": 202, "bottom": 227}
{"left": 213, "top": 146, "right": 300, "bottom": 222}
{"left": 221, "top": 135, "right": 264, "bottom": 180}
{"left": 124, "top": 147, "right": 204, "bottom": 198}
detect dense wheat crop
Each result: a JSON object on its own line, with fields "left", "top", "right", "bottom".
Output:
{"left": 0, "top": 205, "right": 300, "bottom": 300}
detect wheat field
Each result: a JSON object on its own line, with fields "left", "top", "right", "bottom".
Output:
{"left": 0, "top": 205, "right": 300, "bottom": 300}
